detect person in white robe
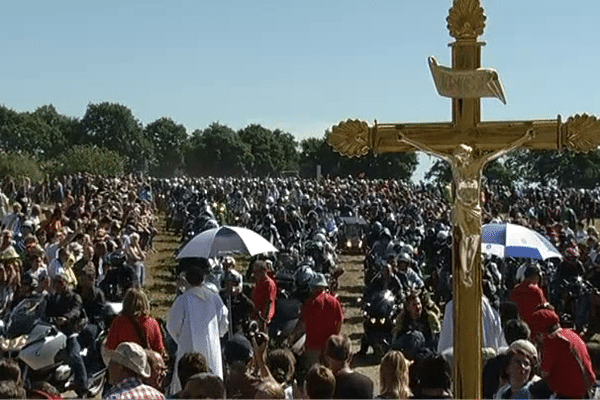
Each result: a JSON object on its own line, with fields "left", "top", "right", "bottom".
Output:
{"left": 437, "top": 295, "right": 507, "bottom": 354}
{"left": 166, "top": 264, "right": 228, "bottom": 394}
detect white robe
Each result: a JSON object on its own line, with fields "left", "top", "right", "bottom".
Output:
{"left": 437, "top": 296, "right": 507, "bottom": 354}
{"left": 166, "top": 284, "right": 229, "bottom": 394}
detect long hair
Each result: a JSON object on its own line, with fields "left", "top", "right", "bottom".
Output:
{"left": 380, "top": 350, "right": 412, "bottom": 399}
{"left": 266, "top": 349, "right": 295, "bottom": 384}
{"left": 122, "top": 287, "right": 150, "bottom": 318}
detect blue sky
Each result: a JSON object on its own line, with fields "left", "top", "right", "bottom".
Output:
{"left": 1, "top": 0, "right": 599, "bottom": 180}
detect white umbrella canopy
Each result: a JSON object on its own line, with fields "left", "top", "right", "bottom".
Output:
{"left": 176, "top": 226, "right": 278, "bottom": 259}
{"left": 481, "top": 223, "right": 562, "bottom": 260}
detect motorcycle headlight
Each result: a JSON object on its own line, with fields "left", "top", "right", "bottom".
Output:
{"left": 370, "top": 317, "right": 376, "bottom": 324}
{"left": 346, "top": 240, "right": 351, "bottom": 248}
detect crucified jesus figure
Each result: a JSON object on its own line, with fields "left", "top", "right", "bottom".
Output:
{"left": 397, "top": 129, "right": 535, "bottom": 286}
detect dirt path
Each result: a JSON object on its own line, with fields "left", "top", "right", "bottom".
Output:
{"left": 145, "top": 213, "right": 179, "bottom": 320}
{"left": 145, "top": 215, "right": 380, "bottom": 392}
{"left": 336, "top": 254, "right": 381, "bottom": 392}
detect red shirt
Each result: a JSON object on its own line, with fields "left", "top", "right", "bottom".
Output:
{"left": 541, "top": 328, "right": 596, "bottom": 398}
{"left": 252, "top": 275, "right": 277, "bottom": 321}
{"left": 509, "top": 281, "right": 547, "bottom": 327}
{"left": 300, "top": 291, "right": 344, "bottom": 351}
{"left": 105, "top": 314, "right": 166, "bottom": 357}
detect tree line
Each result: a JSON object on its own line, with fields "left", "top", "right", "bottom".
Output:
{"left": 0, "top": 102, "right": 417, "bottom": 181}
{"left": 0, "top": 101, "right": 598, "bottom": 188}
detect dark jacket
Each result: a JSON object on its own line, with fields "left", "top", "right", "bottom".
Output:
{"left": 45, "top": 289, "right": 84, "bottom": 333}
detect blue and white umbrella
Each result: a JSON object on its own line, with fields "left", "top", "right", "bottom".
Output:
{"left": 481, "top": 223, "right": 562, "bottom": 260}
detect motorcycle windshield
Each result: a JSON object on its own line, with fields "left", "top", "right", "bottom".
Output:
{"left": 25, "top": 323, "right": 54, "bottom": 345}
{"left": 7, "top": 297, "right": 44, "bottom": 337}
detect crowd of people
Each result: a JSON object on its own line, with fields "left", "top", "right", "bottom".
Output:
{"left": 1, "top": 175, "right": 600, "bottom": 399}
{"left": 0, "top": 175, "right": 156, "bottom": 398}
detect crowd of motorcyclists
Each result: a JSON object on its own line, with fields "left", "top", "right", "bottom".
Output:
{"left": 2, "top": 173, "right": 600, "bottom": 398}
{"left": 0, "top": 175, "right": 156, "bottom": 398}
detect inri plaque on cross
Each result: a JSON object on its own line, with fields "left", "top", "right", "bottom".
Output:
{"left": 327, "top": 0, "right": 600, "bottom": 398}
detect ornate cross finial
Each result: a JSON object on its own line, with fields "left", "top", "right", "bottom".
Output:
{"left": 447, "top": 0, "right": 486, "bottom": 40}
{"left": 563, "top": 114, "right": 600, "bottom": 153}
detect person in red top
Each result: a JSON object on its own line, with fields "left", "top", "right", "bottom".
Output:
{"left": 529, "top": 308, "right": 596, "bottom": 398}
{"left": 509, "top": 264, "right": 548, "bottom": 327}
{"left": 252, "top": 260, "right": 277, "bottom": 331}
{"left": 289, "top": 273, "right": 344, "bottom": 369}
{"left": 104, "top": 288, "right": 166, "bottom": 360}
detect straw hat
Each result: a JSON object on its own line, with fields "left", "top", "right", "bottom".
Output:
{"left": 1, "top": 247, "right": 20, "bottom": 261}
{"left": 110, "top": 342, "right": 151, "bottom": 378}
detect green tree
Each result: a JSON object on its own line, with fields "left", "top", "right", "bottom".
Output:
{"left": 425, "top": 153, "right": 518, "bottom": 187}
{"left": 272, "top": 129, "right": 299, "bottom": 172}
{"left": 0, "top": 106, "right": 21, "bottom": 152}
{"left": 300, "top": 133, "right": 417, "bottom": 180}
{"left": 47, "top": 145, "right": 124, "bottom": 177}
{"left": 31, "top": 104, "right": 77, "bottom": 157}
{"left": 0, "top": 152, "right": 44, "bottom": 182}
{"left": 144, "top": 117, "right": 188, "bottom": 177}
{"left": 184, "top": 122, "right": 252, "bottom": 177}
{"left": 425, "top": 159, "right": 451, "bottom": 184}
{"left": 79, "top": 102, "right": 151, "bottom": 172}
{"left": 0, "top": 105, "right": 69, "bottom": 159}
{"left": 300, "top": 137, "right": 338, "bottom": 177}
{"left": 237, "top": 124, "right": 299, "bottom": 176}
{"left": 238, "top": 124, "right": 277, "bottom": 176}
{"left": 506, "top": 149, "right": 600, "bottom": 188}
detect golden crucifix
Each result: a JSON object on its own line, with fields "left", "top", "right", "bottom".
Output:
{"left": 327, "top": 0, "right": 600, "bottom": 398}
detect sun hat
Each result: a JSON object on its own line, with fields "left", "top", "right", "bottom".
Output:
{"left": 1, "top": 247, "right": 20, "bottom": 261}
{"left": 509, "top": 339, "right": 538, "bottom": 362}
{"left": 110, "top": 341, "right": 151, "bottom": 378}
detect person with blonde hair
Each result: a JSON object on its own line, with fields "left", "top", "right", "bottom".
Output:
{"left": 254, "top": 379, "right": 285, "bottom": 399}
{"left": 378, "top": 350, "right": 412, "bottom": 399}
{"left": 493, "top": 339, "right": 539, "bottom": 399}
{"left": 126, "top": 232, "right": 146, "bottom": 286}
{"left": 105, "top": 288, "right": 166, "bottom": 360}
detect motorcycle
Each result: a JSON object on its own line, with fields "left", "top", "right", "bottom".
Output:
{"left": 337, "top": 216, "right": 367, "bottom": 255}
{"left": 358, "top": 289, "right": 400, "bottom": 357}
{"left": 268, "top": 294, "right": 303, "bottom": 350}
{"left": 268, "top": 264, "right": 313, "bottom": 351}
{"left": 98, "top": 249, "right": 137, "bottom": 303}
{"left": 0, "top": 298, "right": 106, "bottom": 397}
{"left": 558, "top": 276, "right": 597, "bottom": 332}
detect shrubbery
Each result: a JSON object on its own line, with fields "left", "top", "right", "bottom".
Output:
{"left": 0, "top": 146, "right": 124, "bottom": 182}
{"left": 0, "top": 152, "right": 44, "bottom": 182}
{"left": 46, "top": 145, "right": 125, "bottom": 177}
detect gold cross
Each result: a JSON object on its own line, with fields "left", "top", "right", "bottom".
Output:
{"left": 328, "top": 1, "right": 600, "bottom": 398}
